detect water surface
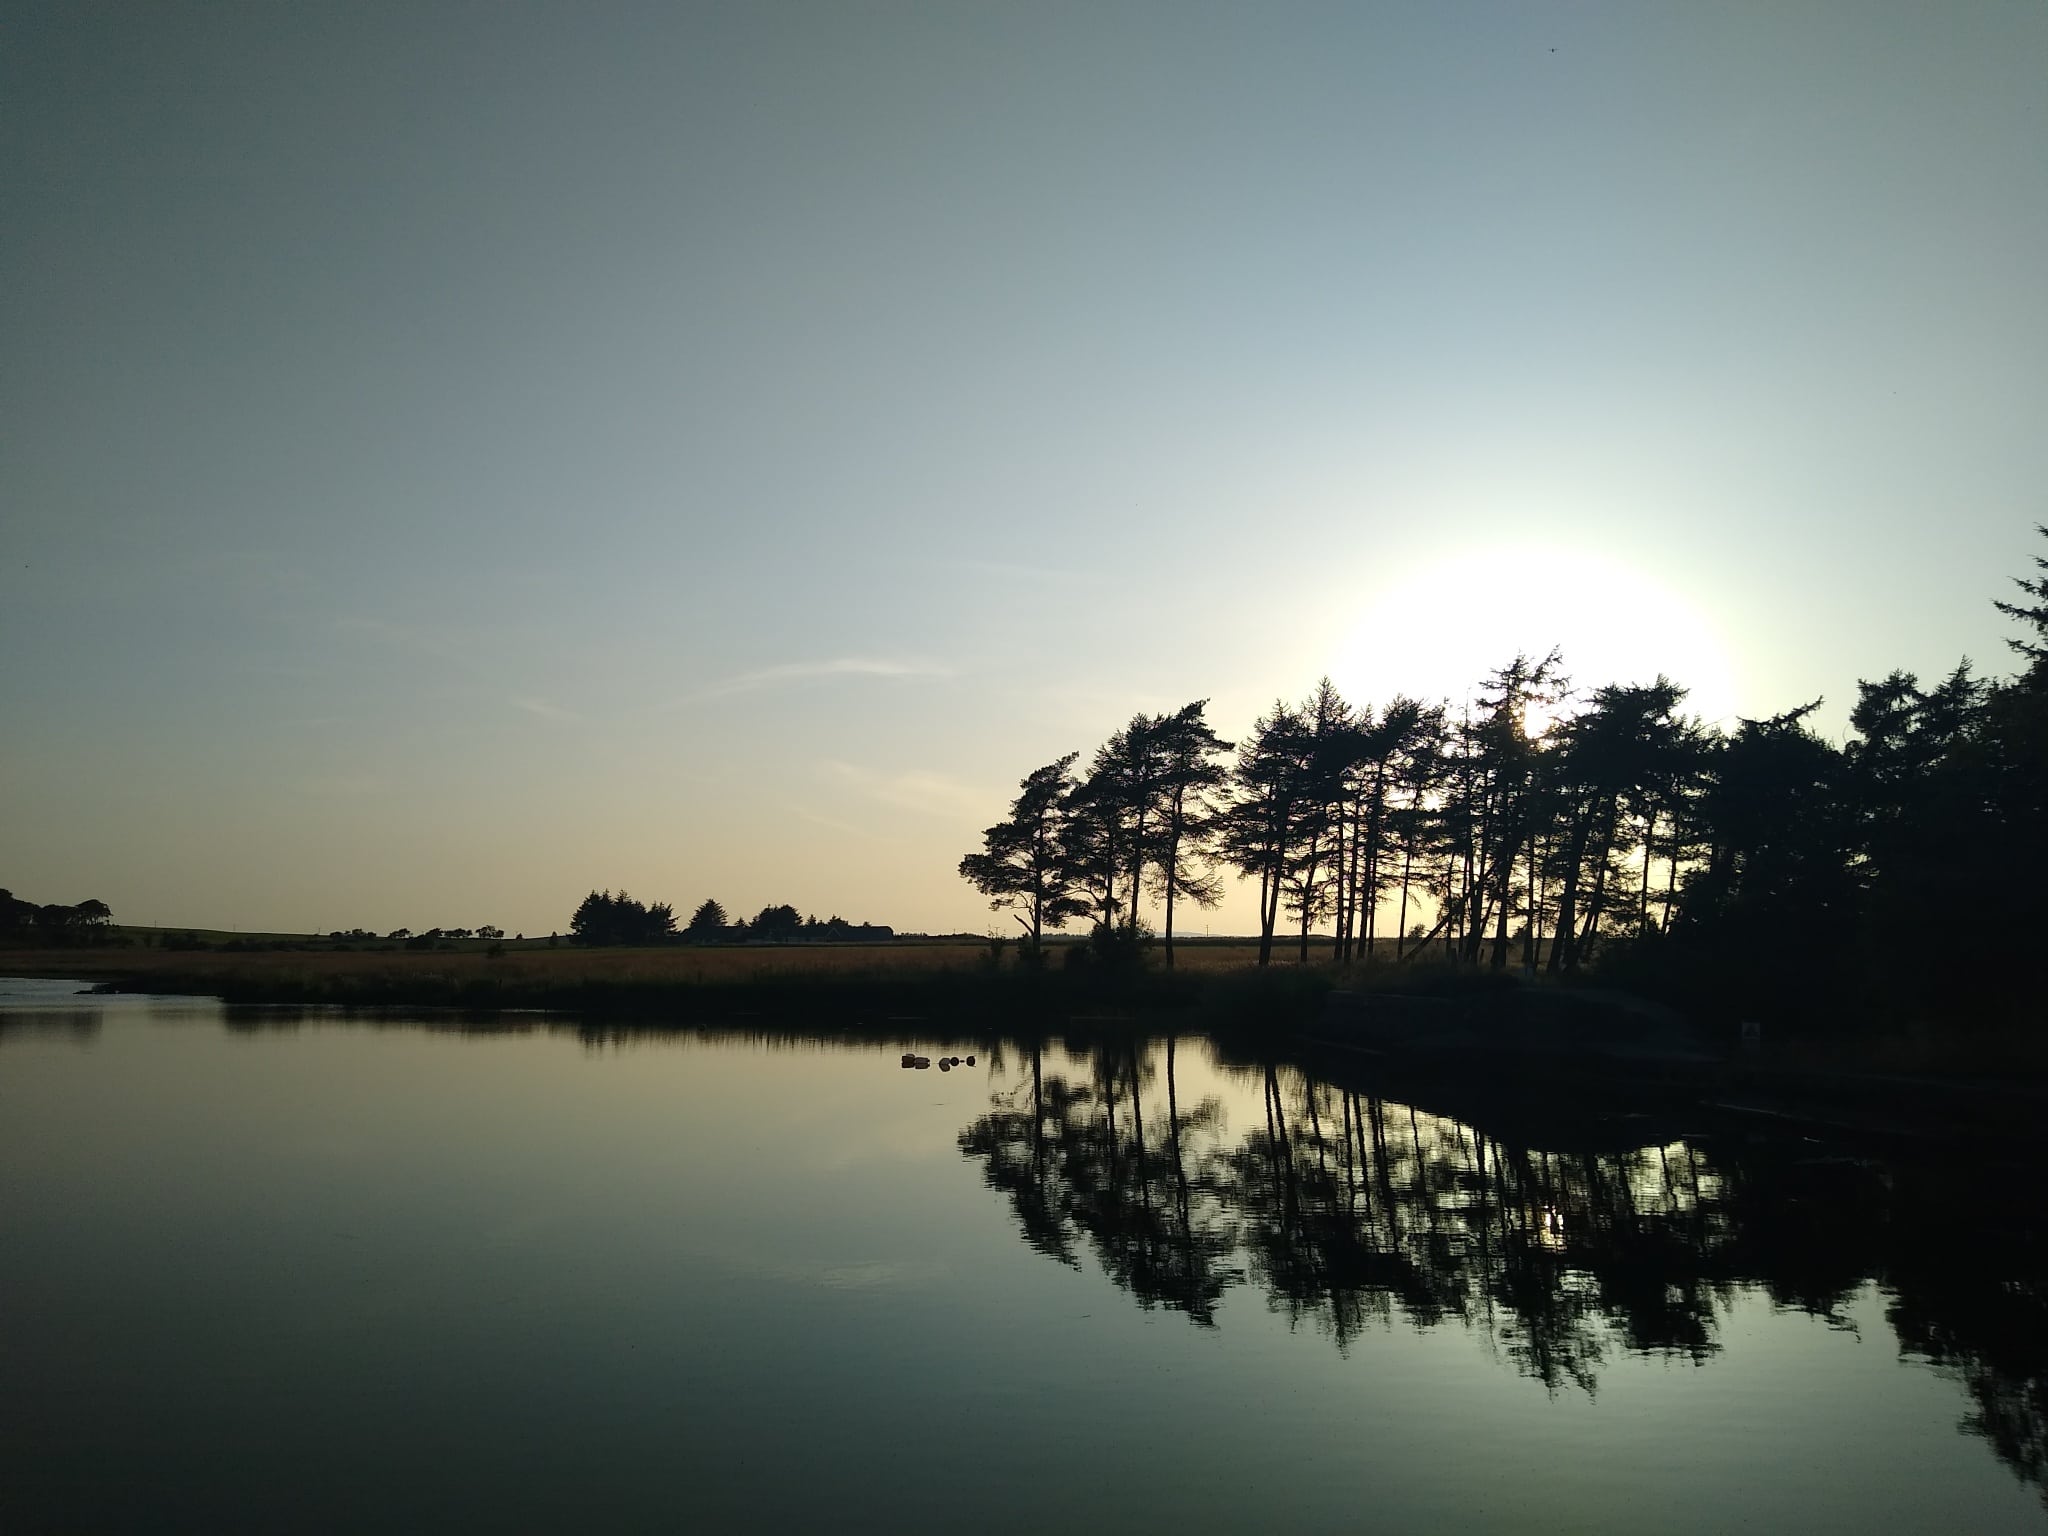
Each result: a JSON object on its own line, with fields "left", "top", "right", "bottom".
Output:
{"left": 2, "top": 982, "right": 2041, "bottom": 1532}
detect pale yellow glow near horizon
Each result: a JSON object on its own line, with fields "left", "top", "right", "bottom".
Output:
{"left": 1329, "top": 544, "right": 1745, "bottom": 729}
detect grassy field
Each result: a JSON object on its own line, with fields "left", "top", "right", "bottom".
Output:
{"left": 0, "top": 938, "right": 1357, "bottom": 1025}
{"left": 5, "top": 939, "right": 1315, "bottom": 985}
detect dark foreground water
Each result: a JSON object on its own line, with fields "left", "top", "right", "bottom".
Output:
{"left": 3, "top": 980, "right": 2045, "bottom": 1533}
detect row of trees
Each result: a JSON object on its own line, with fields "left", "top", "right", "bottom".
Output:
{"left": 0, "top": 890, "right": 113, "bottom": 945}
{"left": 961, "top": 533, "right": 2048, "bottom": 1013}
{"left": 568, "top": 891, "right": 894, "bottom": 946}
{"left": 338, "top": 925, "right": 508, "bottom": 942}
{"left": 959, "top": 669, "right": 1705, "bottom": 970}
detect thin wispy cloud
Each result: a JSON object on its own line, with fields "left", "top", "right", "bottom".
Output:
{"left": 510, "top": 695, "right": 579, "bottom": 724}
{"left": 818, "top": 760, "right": 982, "bottom": 821}
{"left": 673, "top": 657, "right": 954, "bottom": 706}
{"left": 792, "top": 806, "right": 886, "bottom": 841}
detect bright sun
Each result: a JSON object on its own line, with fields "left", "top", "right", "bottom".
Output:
{"left": 1521, "top": 699, "right": 1561, "bottom": 740}
{"left": 1330, "top": 545, "right": 1742, "bottom": 727}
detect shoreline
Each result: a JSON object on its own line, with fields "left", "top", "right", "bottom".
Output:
{"left": 9, "top": 954, "right": 2046, "bottom": 1151}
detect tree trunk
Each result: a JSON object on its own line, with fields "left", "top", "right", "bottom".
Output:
{"left": 1663, "top": 827, "right": 1681, "bottom": 932}
{"left": 1548, "top": 794, "right": 1595, "bottom": 974}
{"left": 1126, "top": 807, "right": 1147, "bottom": 931}
{"left": 1394, "top": 829, "right": 1416, "bottom": 961}
{"left": 1253, "top": 847, "right": 1269, "bottom": 966}
{"left": 1521, "top": 832, "right": 1541, "bottom": 968}
{"left": 1332, "top": 803, "right": 1350, "bottom": 963}
{"left": 1361, "top": 767, "right": 1386, "bottom": 965}
{"left": 1162, "top": 791, "right": 1181, "bottom": 968}
{"left": 1486, "top": 793, "right": 1517, "bottom": 969}
{"left": 1163, "top": 853, "right": 1178, "bottom": 967}
{"left": 1574, "top": 796, "right": 1621, "bottom": 968}
{"left": 1294, "top": 830, "right": 1323, "bottom": 964}
{"left": 1638, "top": 807, "right": 1656, "bottom": 934}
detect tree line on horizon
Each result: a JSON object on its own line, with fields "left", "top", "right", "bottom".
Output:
{"left": 567, "top": 889, "right": 895, "bottom": 947}
{"left": 0, "top": 889, "right": 113, "bottom": 945}
{"left": 960, "top": 531, "right": 2048, "bottom": 1018}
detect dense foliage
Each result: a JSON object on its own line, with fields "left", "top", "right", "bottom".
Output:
{"left": 569, "top": 889, "right": 678, "bottom": 946}
{"left": 0, "top": 889, "right": 112, "bottom": 945}
{"left": 963, "top": 531, "right": 2048, "bottom": 1022}
{"left": 570, "top": 889, "right": 893, "bottom": 946}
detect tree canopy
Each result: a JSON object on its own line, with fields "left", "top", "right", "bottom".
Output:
{"left": 959, "top": 530, "right": 2048, "bottom": 1021}
{"left": 569, "top": 890, "right": 677, "bottom": 946}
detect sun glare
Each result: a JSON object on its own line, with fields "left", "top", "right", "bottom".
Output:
{"left": 1330, "top": 545, "right": 1742, "bottom": 726}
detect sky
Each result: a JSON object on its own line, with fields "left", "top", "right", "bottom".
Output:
{"left": 5, "top": 2, "right": 2046, "bottom": 938}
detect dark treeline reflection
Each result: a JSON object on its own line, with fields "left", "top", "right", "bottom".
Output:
{"left": 963, "top": 1036, "right": 1241, "bottom": 1322}
{"left": 962, "top": 1041, "right": 2048, "bottom": 1501}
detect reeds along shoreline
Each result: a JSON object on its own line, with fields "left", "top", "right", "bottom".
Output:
{"left": 1, "top": 942, "right": 1343, "bottom": 1024}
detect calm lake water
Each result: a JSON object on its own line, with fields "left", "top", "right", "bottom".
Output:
{"left": 3, "top": 979, "right": 2044, "bottom": 1533}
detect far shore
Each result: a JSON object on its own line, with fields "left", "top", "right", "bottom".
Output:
{"left": 0, "top": 940, "right": 1341, "bottom": 1027}
{"left": 9, "top": 939, "right": 2048, "bottom": 1098}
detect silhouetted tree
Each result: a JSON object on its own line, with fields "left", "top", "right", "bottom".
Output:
{"left": 1995, "top": 524, "right": 2048, "bottom": 667}
{"left": 1387, "top": 703, "right": 1450, "bottom": 960}
{"left": 958, "top": 754, "right": 1089, "bottom": 950}
{"left": 569, "top": 889, "right": 678, "bottom": 946}
{"left": 751, "top": 903, "right": 802, "bottom": 940}
{"left": 1220, "top": 700, "right": 1312, "bottom": 965}
{"left": 1277, "top": 679, "right": 1353, "bottom": 963}
{"left": 1457, "top": 652, "right": 1567, "bottom": 968}
{"left": 1146, "top": 703, "right": 1232, "bottom": 966}
{"left": 1332, "top": 698, "right": 1430, "bottom": 964}
{"left": 1078, "top": 719, "right": 1171, "bottom": 932}
{"left": 1062, "top": 770, "right": 1124, "bottom": 933}
{"left": 963, "top": 527, "right": 2048, "bottom": 1022}
{"left": 1544, "top": 676, "right": 1690, "bottom": 971}
{"left": 685, "top": 898, "right": 729, "bottom": 940}
{"left": 1667, "top": 703, "right": 1855, "bottom": 996}
{"left": 0, "top": 889, "right": 33, "bottom": 934}
{"left": 0, "top": 893, "right": 115, "bottom": 946}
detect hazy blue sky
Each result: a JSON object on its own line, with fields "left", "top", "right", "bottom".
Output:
{"left": 6, "top": 3, "right": 2045, "bottom": 936}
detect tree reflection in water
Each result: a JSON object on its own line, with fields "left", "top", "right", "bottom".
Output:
{"left": 960, "top": 1038, "right": 2048, "bottom": 1504}
{"left": 963, "top": 1037, "right": 1240, "bottom": 1322}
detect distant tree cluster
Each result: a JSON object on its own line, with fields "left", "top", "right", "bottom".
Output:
{"left": 962, "top": 529, "right": 2048, "bottom": 1018}
{"left": 569, "top": 890, "right": 677, "bottom": 946}
{"left": 738, "top": 905, "right": 894, "bottom": 943}
{"left": 572, "top": 891, "right": 893, "bottom": 946}
{"left": 0, "top": 890, "right": 113, "bottom": 946}
{"left": 318, "top": 925, "right": 505, "bottom": 946}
